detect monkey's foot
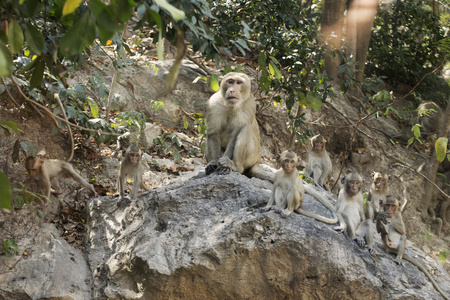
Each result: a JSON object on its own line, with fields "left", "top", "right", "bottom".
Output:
{"left": 205, "top": 162, "right": 219, "bottom": 175}
{"left": 368, "top": 248, "right": 377, "bottom": 256}
{"left": 355, "top": 237, "right": 366, "bottom": 248}
{"left": 333, "top": 225, "right": 346, "bottom": 233}
{"left": 216, "top": 166, "right": 231, "bottom": 175}
{"left": 393, "top": 258, "right": 403, "bottom": 266}
{"left": 260, "top": 206, "right": 272, "bottom": 213}
{"left": 274, "top": 209, "right": 282, "bottom": 214}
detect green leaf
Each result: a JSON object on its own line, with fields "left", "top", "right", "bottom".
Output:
{"left": 60, "top": 14, "right": 96, "bottom": 56}
{"left": 297, "top": 92, "right": 306, "bottom": 108}
{"left": 258, "top": 51, "right": 267, "bottom": 70}
{"left": 412, "top": 124, "right": 422, "bottom": 139}
{"left": 3, "top": 238, "right": 18, "bottom": 258}
{"left": 0, "top": 171, "right": 12, "bottom": 210}
{"left": 36, "top": 210, "right": 44, "bottom": 219}
{"left": 8, "top": 19, "right": 24, "bottom": 55}
{"left": 424, "top": 229, "right": 431, "bottom": 241}
{"left": 210, "top": 74, "right": 220, "bottom": 92}
{"left": 62, "top": 0, "right": 84, "bottom": 16}
{"left": 183, "top": 116, "right": 189, "bottom": 129}
{"left": 89, "top": 99, "right": 99, "bottom": 118}
{"left": 12, "top": 140, "right": 36, "bottom": 163}
{"left": 1, "top": 121, "right": 23, "bottom": 133}
{"left": 435, "top": 138, "right": 448, "bottom": 162}
{"left": 154, "top": 0, "right": 185, "bottom": 21}
{"left": 306, "top": 92, "right": 322, "bottom": 112}
{"left": 438, "top": 250, "right": 447, "bottom": 262}
{"left": 24, "top": 23, "right": 45, "bottom": 55}
{"left": 268, "top": 61, "right": 282, "bottom": 80}
{"left": 259, "top": 69, "right": 270, "bottom": 91}
{"left": 29, "top": 59, "right": 45, "bottom": 90}
{"left": 0, "top": 41, "right": 13, "bottom": 77}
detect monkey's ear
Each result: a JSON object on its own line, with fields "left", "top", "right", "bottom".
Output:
{"left": 341, "top": 176, "right": 346, "bottom": 184}
{"left": 371, "top": 172, "right": 376, "bottom": 179}
{"left": 388, "top": 175, "right": 391, "bottom": 181}
{"left": 275, "top": 154, "right": 281, "bottom": 165}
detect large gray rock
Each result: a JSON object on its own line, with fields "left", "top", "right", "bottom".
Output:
{"left": 86, "top": 173, "right": 450, "bottom": 299}
{"left": 0, "top": 224, "right": 91, "bottom": 300}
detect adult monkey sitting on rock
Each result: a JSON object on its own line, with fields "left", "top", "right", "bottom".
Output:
{"left": 205, "top": 72, "right": 273, "bottom": 182}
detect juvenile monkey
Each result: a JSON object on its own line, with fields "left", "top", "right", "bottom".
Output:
{"left": 377, "top": 196, "right": 449, "bottom": 300}
{"left": 307, "top": 134, "right": 332, "bottom": 189}
{"left": 334, "top": 172, "right": 375, "bottom": 254}
{"left": 262, "top": 150, "right": 337, "bottom": 223}
{"left": 25, "top": 155, "right": 96, "bottom": 198}
{"left": 364, "top": 172, "right": 390, "bottom": 221}
{"left": 417, "top": 101, "right": 443, "bottom": 135}
{"left": 205, "top": 72, "right": 273, "bottom": 182}
{"left": 117, "top": 145, "right": 150, "bottom": 200}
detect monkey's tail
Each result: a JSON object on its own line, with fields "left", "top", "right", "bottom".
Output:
{"left": 303, "top": 183, "right": 338, "bottom": 224}
{"left": 247, "top": 164, "right": 275, "bottom": 183}
{"left": 403, "top": 254, "right": 450, "bottom": 300}
{"left": 297, "top": 208, "right": 338, "bottom": 224}
{"left": 54, "top": 93, "right": 74, "bottom": 162}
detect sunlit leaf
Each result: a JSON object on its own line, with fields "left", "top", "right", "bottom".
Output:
{"left": 62, "top": 0, "right": 83, "bottom": 16}
{"left": 210, "top": 74, "right": 220, "bottom": 92}
{"left": 8, "top": 19, "right": 24, "bottom": 55}
{"left": 89, "top": 100, "right": 99, "bottom": 118}
{"left": 1, "top": 121, "right": 23, "bottom": 133}
{"left": 435, "top": 137, "right": 448, "bottom": 162}
{"left": 306, "top": 92, "right": 322, "bottom": 112}
{"left": 0, "top": 171, "right": 12, "bottom": 210}
{"left": 269, "top": 61, "right": 282, "bottom": 80}
{"left": 438, "top": 250, "right": 447, "bottom": 262}
{"left": 297, "top": 92, "right": 306, "bottom": 108}
{"left": 412, "top": 124, "right": 421, "bottom": 139}
{"left": 183, "top": 116, "right": 189, "bottom": 129}
{"left": 154, "top": 0, "right": 185, "bottom": 20}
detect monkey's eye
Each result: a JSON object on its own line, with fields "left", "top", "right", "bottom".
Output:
{"left": 227, "top": 79, "right": 235, "bottom": 84}
{"left": 236, "top": 80, "right": 243, "bottom": 85}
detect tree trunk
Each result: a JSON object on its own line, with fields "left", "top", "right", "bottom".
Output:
{"left": 423, "top": 99, "right": 450, "bottom": 231}
{"left": 321, "top": 0, "right": 346, "bottom": 79}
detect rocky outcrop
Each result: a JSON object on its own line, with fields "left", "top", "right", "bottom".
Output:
{"left": 85, "top": 173, "right": 450, "bottom": 300}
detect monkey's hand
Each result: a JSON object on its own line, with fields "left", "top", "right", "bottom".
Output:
{"left": 368, "top": 248, "right": 377, "bottom": 256}
{"left": 217, "top": 157, "right": 236, "bottom": 174}
{"left": 377, "top": 212, "right": 388, "bottom": 225}
{"left": 205, "top": 162, "right": 219, "bottom": 175}
{"left": 393, "top": 258, "right": 403, "bottom": 266}
{"left": 333, "top": 224, "right": 346, "bottom": 233}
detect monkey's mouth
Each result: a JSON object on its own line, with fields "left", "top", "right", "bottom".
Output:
{"left": 226, "top": 97, "right": 238, "bottom": 103}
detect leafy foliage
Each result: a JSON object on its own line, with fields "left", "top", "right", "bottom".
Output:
{"left": 368, "top": 0, "right": 449, "bottom": 102}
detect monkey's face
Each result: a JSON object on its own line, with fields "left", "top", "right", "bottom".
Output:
{"left": 313, "top": 141, "right": 324, "bottom": 152}
{"left": 282, "top": 157, "right": 297, "bottom": 173}
{"left": 128, "top": 152, "right": 140, "bottom": 165}
{"left": 384, "top": 203, "right": 398, "bottom": 218}
{"left": 221, "top": 74, "right": 249, "bottom": 106}
{"left": 25, "top": 158, "right": 43, "bottom": 177}
{"left": 374, "top": 175, "right": 386, "bottom": 190}
{"left": 346, "top": 180, "right": 361, "bottom": 196}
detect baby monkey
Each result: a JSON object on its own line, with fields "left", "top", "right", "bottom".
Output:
{"left": 25, "top": 153, "right": 96, "bottom": 198}
{"left": 262, "top": 150, "right": 337, "bottom": 223}
{"left": 117, "top": 145, "right": 150, "bottom": 200}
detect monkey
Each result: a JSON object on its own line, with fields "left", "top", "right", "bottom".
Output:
{"left": 377, "top": 196, "right": 450, "bottom": 300}
{"left": 261, "top": 150, "right": 337, "bottom": 223}
{"left": 417, "top": 101, "right": 443, "bottom": 135}
{"left": 364, "top": 172, "right": 390, "bottom": 221}
{"left": 117, "top": 145, "right": 150, "bottom": 200}
{"left": 334, "top": 172, "right": 376, "bottom": 255}
{"left": 25, "top": 155, "right": 96, "bottom": 198}
{"left": 307, "top": 134, "right": 332, "bottom": 190}
{"left": 205, "top": 72, "right": 274, "bottom": 182}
